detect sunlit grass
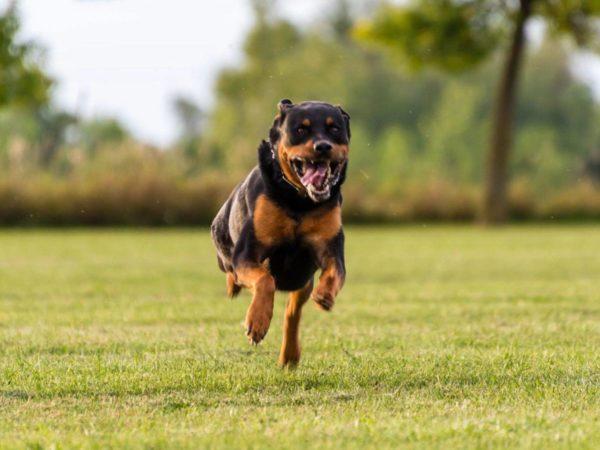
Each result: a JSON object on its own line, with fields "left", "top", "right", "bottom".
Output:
{"left": 1, "top": 226, "right": 599, "bottom": 449}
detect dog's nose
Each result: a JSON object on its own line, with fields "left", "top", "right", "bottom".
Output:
{"left": 314, "top": 142, "right": 332, "bottom": 154}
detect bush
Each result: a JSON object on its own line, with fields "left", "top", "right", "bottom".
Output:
{"left": 0, "top": 172, "right": 234, "bottom": 226}
{"left": 1, "top": 172, "right": 597, "bottom": 226}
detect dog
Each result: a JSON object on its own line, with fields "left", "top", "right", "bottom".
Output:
{"left": 211, "top": 99, "right": 350, "bottom": 366}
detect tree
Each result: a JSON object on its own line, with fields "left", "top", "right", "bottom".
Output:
{"left": 0, "top": 4, "right": 51, "bottom": 109}
{"left": 356, "top": 0, "right": 600, "bottom": 223}
{"left": 0, "top": 3, "right": 55, "bottom": 168}
{"left": 34, "top": 108, "right": 76, "bottom": 167}
{"left": 172, "top": 96, "right": 205, "bottom": 166}
{"left": 172, "top": 96, "right": 204, "bottom": 141}
{"left": 77, "top": 116, "right": 129, "bottom": 155}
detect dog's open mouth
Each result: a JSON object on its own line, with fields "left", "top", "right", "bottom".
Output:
{"left": 291, "top": 158, "right": 345, "bottom": 202}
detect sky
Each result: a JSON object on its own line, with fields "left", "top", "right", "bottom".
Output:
{"left": 9, "top": 0, "right": 327, "bottom": 145}
{"left": 5, "top": 0, "right": 600, "bottom": 146}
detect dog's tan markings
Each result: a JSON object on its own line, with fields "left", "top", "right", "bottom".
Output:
{"left": 332, "top": 143, "right": 349, "bottom": 159}
{"left": 326, "top": 116, "right": 334, "bottom": 126}
{"left": 299, "top": 205, "right": 342, "bottom": 247}
{"left": 313, "top": 260, "right": 343, "bottom": 311}
{"left": 279, "top": 279, "right": 313, "bottom": 367}
{"left": 235, "top": 265, "right": 276, "bottom": 344}
{"left": 302, "top": 118, "right": 311, "bottom": 127}
{"left": 303, "top": 139, "right": 314, "bottom": 152}
{"left": 299, "top": 206, "right": 343, "bottom": 311}
{"left": 253, "top": 194, "right": 296, "bottom": 246}
{"left": 278, "top": 136, "right": 316, "bottom": 193}
{"left": 277, "top": 136, "right": 306, "bottom": 192}
{"left": 235, "top": 266, "right": 272, "bottom": 290}
{"left": 226, "top": 271, "right": 241, "bottom": 298}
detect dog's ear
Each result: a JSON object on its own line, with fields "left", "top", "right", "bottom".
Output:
{"left": 337, "top": 105, "right": 351, "bottom": 140}
{"left": 278, "top": 98, "right": 294, "bottom": 114}
{"left": 270, "top": 99, "right": 294, "bottom": 145}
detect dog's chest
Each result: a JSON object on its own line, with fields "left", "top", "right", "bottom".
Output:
{"left": 253, "top": 194, "right": 341, "bottom": 248}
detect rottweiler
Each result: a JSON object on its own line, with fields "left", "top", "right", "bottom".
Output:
{"left": 211, "top": 99, "right": 350, "bottom": 366}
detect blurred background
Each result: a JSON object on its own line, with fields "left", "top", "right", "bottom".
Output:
{"left": 0, "top": 0, "right": 599, "bottom": 225}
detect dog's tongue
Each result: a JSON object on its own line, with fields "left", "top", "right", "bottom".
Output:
{"left": 301, "top": 161, "right": 328, "bottom": 188}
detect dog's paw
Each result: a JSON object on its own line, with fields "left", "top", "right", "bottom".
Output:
{"left": 278, "top": 350, "right": 300, "bottom": 368}
{"left": 312, "top": 289, "right": 335, "bottom": 311}
{"left": 244, "top": 305, "right": 272, "bottom": 344}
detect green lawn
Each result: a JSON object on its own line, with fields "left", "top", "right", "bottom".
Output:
{"left": 1, "top": 226, "right": 599, "bottom": 449}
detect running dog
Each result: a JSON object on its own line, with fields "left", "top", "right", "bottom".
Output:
{"left": 211, "top": 99, "right": 350, "bottom": 366}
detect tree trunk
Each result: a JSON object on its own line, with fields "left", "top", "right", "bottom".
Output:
{"left": 482, "top": 0, "right": 532, "bottom": 224}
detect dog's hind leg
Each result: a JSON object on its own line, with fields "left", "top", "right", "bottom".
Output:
{"left": 278, "top": 279, "right": 313, "bottom": 367}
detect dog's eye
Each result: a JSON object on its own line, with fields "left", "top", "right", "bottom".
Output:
{"left": 296, "top": 127, "right": 306, "bottom": 135}
{"left": 330, "top": 126, "right": 340, "bottom": 134}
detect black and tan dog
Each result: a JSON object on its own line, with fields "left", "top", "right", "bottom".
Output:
{"left": 211, "top": 99, "right": 350, "bottom": 366}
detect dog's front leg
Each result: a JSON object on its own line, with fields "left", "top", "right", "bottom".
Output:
{"left": 312, "top": 231, "right": 346, "bottom": 311}
{"left": 236, "top": 265, "right": 275, "bottom": 344}
{"left": 233, "top": 224, "right": 275, "bottom": 344}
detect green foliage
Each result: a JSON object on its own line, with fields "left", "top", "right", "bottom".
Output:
{"left": 77, "top": 117, "right": 129, "bottom": 155}
{"left": 0, "top": 5, "right": 51, "bottom": 108}
{"left": 356, "top": 0, "right": 600, "bottom": 71}
{"left": 538, "top": 0, "right": 600, "bottom": 45}
{"left": 1, "top": 227, "right": 600, "bottom": 447}
{"left": 244, "top": 18, "right": 300, "bottom": 64}
{"left": 519, "top": 41, "right": 598, "bottom": 160}
{"left": 205, "top": 13, "right": 445, "bottom": 176}
{"left": 0, "top": 3, "right": 598, "bottom": 224}
{"left": 0, "top": 106, "right": 76, "bottom": 171}
{"left": 173, "top": 96, "right": 203, "bottom": 140}
{"left": 204, "top": 8, "right": 599, "bottom": 194}
{"left": 375, "top": 126, "right": 413, "bottom": 186}
{"left": 354, "top": 0, "right": 502, "bottom": 71}
{"left": 420, "top": 81, "right": 486, "bottom": 182}
{"left": 512, "top": 125, "right": 569, "bottom": 192}
{"left": 355, "top": 0, "right": 600, "bottom": 222}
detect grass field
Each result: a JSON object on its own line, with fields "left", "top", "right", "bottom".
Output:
{"left": 1, "top": 226, "right": 599, "bottom": 449}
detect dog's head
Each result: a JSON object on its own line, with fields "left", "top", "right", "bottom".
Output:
{"left": 269, "top": 99, "right": 350, "bottom": 203}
